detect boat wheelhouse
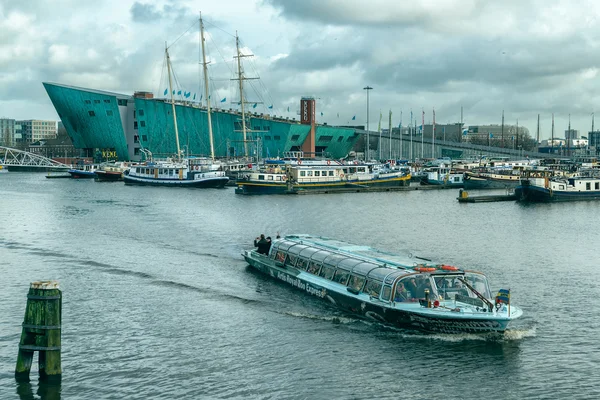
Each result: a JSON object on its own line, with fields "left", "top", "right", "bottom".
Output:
{"left": 243, "top": 234, "right": 522, "bottom": 334}
{"left": 68, "top": 163, "right": 99, "bottom": 179}
{"left": 420, "top": 164, "right": 464, "bottom": 187}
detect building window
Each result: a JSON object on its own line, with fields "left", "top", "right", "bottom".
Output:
{"left": 274, "top": 135, "right": 281, "bottom": 140}
{"left": 106, "top": 110, "right": 113, "bottom": 116}
{"left": 138, "top": 110, "right": 144, "bottom": 117}
{"left": 234, "top": 121, "right": 243, "bottom": 130}
{"left": 118, "top": 99, "right": 127, "bottom": 106}
{"left": 338, "top": 136, "right": 344, "bottom": 142}
{"left": 88, "top": 111, "right": 96, "bottom": 117}
{"left": 134, "top": 135, "right": 139, "bottom": 143}
{"left": 134, "top": 148, "right": 140, "bottom": 155}
{"left": 134, "top": 121, "right": 138, "bottom": 129}
{"left": 142, "top": 135, "right": 148, "bottom": 142}
{"left": 84, "top": 100, "right": 91, "bottom": 104}
{"left": 291, "top": 134, "right": 300, "bottom": 141}
{"left": 320, "top": 135, "right": 333, "bottom": 142}
{"left": 265, "top": 136, "right": 271, "bottom": 140}
{"left": 94, "top": 99, "right": 101, "bottom": 104}
{"left": 140, "top": 121, "right": 146, "bottom": 128}
{"left": 104, "top": 99, "right": 110, "bottom": 103}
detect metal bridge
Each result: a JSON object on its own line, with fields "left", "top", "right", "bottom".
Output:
{"left": 0, "top": 146, "right": 71, "bottom": 170}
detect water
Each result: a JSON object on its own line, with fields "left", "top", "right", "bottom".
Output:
{"left": 1, "top": 172, "right": 599, "bottom": 399}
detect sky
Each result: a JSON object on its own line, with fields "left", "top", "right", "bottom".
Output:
{"left": 2, "top": 0, "right": 600, "bottom": 139}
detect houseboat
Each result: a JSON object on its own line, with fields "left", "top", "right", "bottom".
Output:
{"left": 94, "top": 162, "right": 131, "bottom": 182}
{"left": 463, "top": 167, "right": 522, "bottom": 190}
{"left": 234, "top": 163, "right": 411, "bottom": 195}
{"left": 243, "top": 234, "right": 522, "bottom": 334}
{"left": 123, "top": 157, "right": 229, "bottom": 188}
{"left": 516, "top": 169, "right": 600, "bottom": 202}
{"left": 420, "top": 164, "right": 464, "bottom": 187}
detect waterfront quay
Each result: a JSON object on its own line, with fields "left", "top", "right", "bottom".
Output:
{"left": 1, "top": 172, "right": 600, "bottom": 399}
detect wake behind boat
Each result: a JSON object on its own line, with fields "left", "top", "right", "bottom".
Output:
{"left": 243, "top": 234, "right": 522, "bottom": 334}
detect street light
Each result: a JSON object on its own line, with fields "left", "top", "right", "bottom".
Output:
{"left": 363, "top": 86, "right": 373, "bottom": 160}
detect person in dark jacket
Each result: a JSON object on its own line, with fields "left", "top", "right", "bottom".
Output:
{"left": 254, "top": 234, "right": 270, "bottom": 255}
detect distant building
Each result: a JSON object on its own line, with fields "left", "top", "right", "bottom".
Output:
{"left": 464, "top": 124, "right": 530, "bottom": 143}
{"left": 0, "top": 118, "right": 24, "bottom": 147}
{"left": 17, "top": 120, "right": 58, "bottom": 142}
{"left": 565, "top": 129, "right": 579, "bottom": 141}
{"left": 589, "top": 130, "right": 600, "bottom": 148}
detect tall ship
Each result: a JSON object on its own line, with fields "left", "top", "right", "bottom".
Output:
{"left": 243, "top": 234, "right": 522, "bottom": 334}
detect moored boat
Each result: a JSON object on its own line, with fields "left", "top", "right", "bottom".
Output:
{"left": 68, "top": 164, "right": 99, "bottom": 179}
{"left": 516, "top": 169, "right": 600, "bottom": 202}
{"left": 463, "top": 167, "right": 522, "bottom": 190}
{"left": 123, "top": 157, "right": 229, "bottom": 188}
{"left": 420, "top": 164, "right": 464, "bottom": 187}
{"left": 243, "top": 234, "right": 522, "bottom": 334}
{"left": 235, "top": 163, "right": 410, "bottom": 195}
{"left": 94, "top": 162, "right": 130, "bottom": 182}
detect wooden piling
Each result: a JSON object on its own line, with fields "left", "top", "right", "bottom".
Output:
{"left": 15, "top": 281, "right": 62, "bottom": 382}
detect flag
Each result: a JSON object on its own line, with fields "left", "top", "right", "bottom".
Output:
{"left": 287, "top": 106, "right": 290, "bottom": 112}
{"left": 462, "top": 128, "right": 468, "bottom": 136}
{"left": 268, "top": 105, "right": 273, "bottom": 109}
{"left": 253, "top": 103, "right": 257, "bottom": 109}
{"left": 200, "top": 94, "right": 203, "bottom": 101}
{"left": 489, "top": 132, "right": 493, "bottom": 138}
{"left": 220, "top": 97, "right": 226, "bottom": 103}
{"left": 193, "top": 93, "right": 196, "bottom": 100}
{"left": 320, "top": 112, "right": 323, "bottom": 116}
{"left": 495, "top": 289, "right": 510, "bottom": 304}
{"left": 185, "top": 92, "right": 190, "bottom": 98}
{"left": 337, "top": 112, "right": 339, "bottom": 118}
{"left": 352, "top": 115, "right": 356, "bottom": 120}
{"left": 172, "top": 90, "right": 175, "bottom": 95}
{"left": 177, "top": 90, "right": 182, "bottom": 95}
{"left": 164, "top": 88, "right": 168, "bottom": 96}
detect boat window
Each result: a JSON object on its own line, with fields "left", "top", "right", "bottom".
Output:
{"left": 275, "top": 251, "right": 286, "bottom": 263}
{"left": 337, "top": 258, "right": 363, "bottom": 272}
{"left": 381, "top": 285, "right": 392, "bottom": 301}
{"left": 284, "top": 254, "right": 297, "bottom": 267}
{"left": 310, "top": 251, "right": 330, "bottom": 263}
{"left": 307, "top": 171, "right": 313, "bottom": 177}
{"left": 315, "top": 171, "right": 320, "bottom": 177}
{"left": 319, "top": 265, "right": 336, "bottom": 280}
{"left": 559, "top": 185, "right": 564, "bottom": 189}
{"left": 367, "top": 267, "right": 396, "bottom": 282}
{"left": 333, "top": 270, "right": 350, "bottom": 285}
{"left": 363, "top": 280, "right": 382, "bottom": 297}
{"left": 298, "top": 247, "right": 320, "bottom": 260}
{"left": 169, "top": 170, "right": 173, "bottom": 176}
{"left": 267, "top": 175, "right": 273, "bottom": 180}
{"left": 287, "top": 244, "right": 309, "bottom": 256}
{"left": 258, "top": 175, "right": 265, "bottom": 180}
{"left": 322, "top": 254, "right": 346, "bottom": 269}
{"left": 587, "top": 182, "right": 591, "bottom": 190}
{"left": 296, "top": 258, "right": 309, "bottom": 270}
{"left": 329, "top": 171, "right": 334, "bottom": 176}
{"left": 300, "top": 171, "right": 306, "bottom": 177}
{"left": 596, "top": 182, "right": 599, "bottom": 190}
{"left": 351, "top": 262, "right": 379, "bottom": 277}
{"left": 348, "top": 275, "right": 366, "bottom": 292}
{"left": 384, "top": 271, "right": 404, "bottom": 285}
{"left": 307, "top": 261, "right": 321, "bottom": 275}
{"left": 463, "top": 272, "right": 491, "bottom": 299}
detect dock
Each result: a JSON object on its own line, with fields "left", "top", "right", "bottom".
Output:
{"left": 457, "top": 189, "right": 517, "bottom": 203}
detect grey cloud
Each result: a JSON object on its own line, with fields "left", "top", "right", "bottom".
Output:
{"left": 130, "top": 2, "right": 163, "bottom": 22}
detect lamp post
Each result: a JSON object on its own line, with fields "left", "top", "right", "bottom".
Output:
{"left": 363, "top": 86, "right": 373, "bottom": 160}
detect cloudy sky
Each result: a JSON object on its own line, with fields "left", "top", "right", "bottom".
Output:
{"left": 2, "top": 0, "right": 600, "bottom": 139}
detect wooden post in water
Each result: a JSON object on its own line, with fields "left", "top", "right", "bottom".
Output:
{"left": 15, "top": 281, "right": 62, "bottom": 382}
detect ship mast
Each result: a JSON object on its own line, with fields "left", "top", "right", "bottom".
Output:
{"left": 200, "top": 12, "right": 215, "bottom": 161}
{"left": 235, "top": 33, "right": 248, "bottom": 158}
{"left": 166, "top": 44, "right": 181, "bottom": 162}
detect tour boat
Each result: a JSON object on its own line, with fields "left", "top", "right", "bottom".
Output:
{"left": 123, "top": 157, "right": 228, "bottom": 188}
{"left": 516, "top": 169, "right": 600, "bottom": 202}
{"left": 235, "top": 163, "right": 411, "bottom": 195}
{"left": 243, "top": 234, "right": 522, "bottom": 334}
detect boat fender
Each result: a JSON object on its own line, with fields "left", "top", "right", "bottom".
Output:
{"left": 282, "top": 175, "right": 286, "bottom": 181}
{"left": 327, "top": 160, "right": 331, "bottom": 165}
{"left": 298, "top": 160, "right": 302, "bottom": 165}
{"left": 340, "top": 173, "right": 345, "bottom": 178}
{"left": 195, "top": 165, "right": 199, "bottom": 171}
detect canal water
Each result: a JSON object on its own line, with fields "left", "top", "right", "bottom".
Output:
{"left": 1, "top": 172, "right": 599, "bottom": 399}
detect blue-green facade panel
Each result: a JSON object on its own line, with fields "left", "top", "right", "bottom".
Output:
{"left": 315, "top": 126, "right": 357, "bottom": 158}
{"left": 43, "top": 83, "right": 128, "bottom": 160}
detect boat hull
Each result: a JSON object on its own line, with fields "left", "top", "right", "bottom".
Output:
{"left": 68, "top": 169, "right": 96, "bottom": 179}
{"left": 244, "top": 251, "right": 513, "bottom": 334}
{"left": 516, "top": 184, "right": 600, "bottom": 202}
{"left": 235, "top": 176, "right": 410, "bottom": 195}
{"left": 123, "top": 174, "right": 228, "bottom": 188}
{"left": 94, "top": 171, "right": 123, "bottom": 182}
{"left": 463, "top": 176, "right": 520, "bottom": 190}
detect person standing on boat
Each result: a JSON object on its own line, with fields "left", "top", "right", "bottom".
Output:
{"left": 254, "top": 234, "right": 270, "bottom": 255}
{"left": 266, "top": 237, "right": 272, "bottom": 254}
{"left": 394, "top": 282, "right": 411, "bottom": 302}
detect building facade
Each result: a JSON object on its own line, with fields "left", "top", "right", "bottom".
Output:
{"left": 0, "top": 118, "right": 23, "bottom": 147}
{"left": 16, "top": 120, "right": 57, "bottom": 142}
